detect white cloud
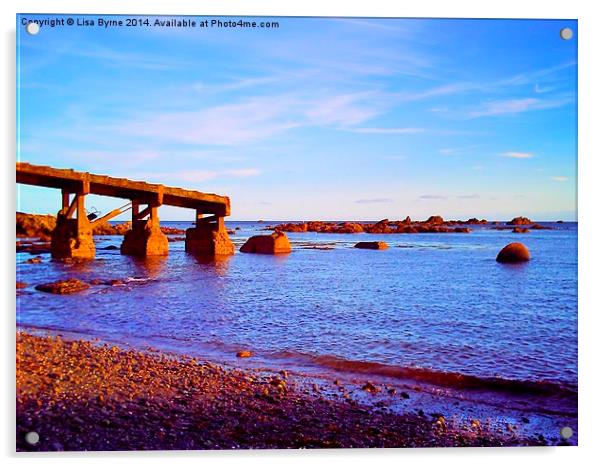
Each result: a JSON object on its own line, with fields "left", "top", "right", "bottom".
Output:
{"left": 119, "top": 91, "right": 389, "bottom": 146}
{"left": 468, "top": 97, "right": 572, "bottom": 118}
{"left": 500, "top": 152, "right": 535, "bottom": 159}
{"left": 551, "top": 176, "right": 568, "bottom": 182}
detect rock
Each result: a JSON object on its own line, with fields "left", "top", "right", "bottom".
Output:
{"left": 496, "top": 242, "right": 530, "bottom": 263}
{"left": 16, "top": 241, "right": 52, "bottom": 254}
{"left": 365, "top": 219, "right": 392, "bottom": 234}
{"left": 531, "top": 223, "right": 552, "bottom": 230}
{"left": 507, "top": 216, "right": 532, "bottom": 225}
{"left": 90, "top": 278, "right": 124, "bottom": 286}
{"left": 92, "top": 222, "right": 132, "bottom": 235}
{"left": 240, "top": 232, "right": 292, "bottom": 254}
{"left": 236, "top": 350, "right": 253, "bottom": 358}
{"left": 512, "top": 227, "right": 530, "bottom": 233}
{"left": 465, "top": 218, "right": 488, "bottom": 224}
{"left": 454, "top": 227, "right": 471, "bottom": 233}
{"left": 400, "top": 391, "right": 410, "bottom": 399}
{"left": 354, "top": 241, "right": 388, "bottom": 250}
{"left": 25, "top": 256, "right": 43, "bottom": 264}
{"left": 16, "top": 281, "right": 27, "bottom": 289}
{"left": 425, "top": 215, "right": 444, "bottom": 225}
{"left": 160, "top": 226, "right": 186, "bottom": 235}
{"left": 361, "top": 382, "right": 379, "bottom": 393}
{"left": 16, "top": 212, "right": 56, "bottom": 238}
{"left": 101, "top": 245, "right": 119, "bottom": 250}
{"left": 35, "top": 278, "right": 90, "bottom": 294}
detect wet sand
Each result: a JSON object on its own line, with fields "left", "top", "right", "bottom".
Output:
{"left": 16, "top": 332, "right": 545, "bottom": 451}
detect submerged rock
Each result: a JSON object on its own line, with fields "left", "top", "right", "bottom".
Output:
{"left": 240, "top": 232, "right": 292, "bottom": 254}
{"left": 35, "top": 278, "right": 90, "bottom": 294}
{"left": 236, "top": 350, "right": 253, "bottom": 358}
{"left": 512, "top": 227, "right": 530, "bottom": 234}
{"left": 16, "top": 281, "right": 27, "bottom": 289}
{"left": 354, "top": 241, "right": 389, "bottom": 250}
{"left": 496, "top": 242, "right": 530, "bottom": 263}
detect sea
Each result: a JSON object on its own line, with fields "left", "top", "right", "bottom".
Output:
{"left": 16, "top": 221, "right": 578, "bottom": 442}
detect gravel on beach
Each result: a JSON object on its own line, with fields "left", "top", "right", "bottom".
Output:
{"left": 16, "top": 332, "right": 543, "bottom": 451}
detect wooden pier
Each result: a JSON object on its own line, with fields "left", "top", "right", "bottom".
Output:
{"left": 16, "top": 162, "right": 234, "bottom": 259}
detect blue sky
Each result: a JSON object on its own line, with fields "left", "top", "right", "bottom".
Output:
{"left": 17, "top": 16, "right": 577, "bottom": 221}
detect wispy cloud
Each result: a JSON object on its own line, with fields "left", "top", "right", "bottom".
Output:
{"left": 551, "top": 176, "right": 568, "bottom": 182}
{"left": 468, "top": 97, "right": 572, "bottom": 118}
{"left": 130, "top": 168, "right": 261, "bottom": 184}
{"left": 119, "top": 91, "right": 390, "bottom": 146}
{"left": 500, "top": 151, "right": 535, "bottom": 159}
{"left": 418, "top": 194, "right": 447, "bottom": 200}
{"left": 355, "top": 198, "right": 394, "bottom": 204}
{"left": 438, "top": 145, "right": 479, "bottom": 156}
{"left": 350, "top": 127, "right": 425, "bottom": 134}
{"left": 457, "top": 194, "right": 480, "bottom": 199}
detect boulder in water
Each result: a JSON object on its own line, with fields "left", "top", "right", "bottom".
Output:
{"left": 496, "top": 242, "right": 530, "bottom": 263}
{"left": 35, "top": 278, "right": 90, "bottom": 294}
{"left": 354, "top": 241, "right": 389, "bottom": 250}
{"left": 240, "top": 231, "right": 292, "bottom": 254}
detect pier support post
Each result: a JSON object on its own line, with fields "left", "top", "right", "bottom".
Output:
{"left": 185, "top": 211, "right": 234, "bottom": 256}
{"left": 51, "top": 184, "right": 96, "bottom": 260}
{"left": 121, "top": 196, "right": 168, "bottom": 257}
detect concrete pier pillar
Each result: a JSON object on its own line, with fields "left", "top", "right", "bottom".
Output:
{"left": 51, "top": 191, "right": 96, "bottom": 260}
{"left": 121, "top": 204, "right": 168, "bottom": 256}
{"left": 185, "top": 211, "right": 234, "bottom": 256}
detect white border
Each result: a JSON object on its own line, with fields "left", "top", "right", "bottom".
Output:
{"left": 3, "top": 1, "right": 601, "bottom": 465}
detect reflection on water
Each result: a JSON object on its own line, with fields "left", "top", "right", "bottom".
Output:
{"left": 192, "top": 254, "right": 232, "bottom": 276}
{"left": 130, "top": 256, "right": 168, "bottom": 279}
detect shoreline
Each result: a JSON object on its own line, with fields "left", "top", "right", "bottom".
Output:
{"left": 16, "top": 332, "right": 551, "bottom": 451}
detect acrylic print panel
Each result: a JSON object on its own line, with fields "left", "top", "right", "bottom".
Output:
{"left": 16, "top": 15, "right": 577, "bottom": 451}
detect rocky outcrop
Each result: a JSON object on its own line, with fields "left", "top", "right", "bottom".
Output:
{"left": 16, "top": 212, "right": 56, "bottom": 240}
{"left": 35, "top": 278, "right": 90, "bottom": 294}
{"left": 496, "top": 242, "right": 531, "bottom": 263}
{"left": 507, "top": 217, "right": 532, "bottom": 226}
{"left": 512, "top": 227, "right": 530, "bottom": 234}
{"left": 240, "top": 231, "right": 291, "bottom": 254}
{"left": 425, "top": 215, "right": 444, "bottom": 225}
{"left": 270, "top": 216, "right": 474, "bottom": 235}
{"left": 92, "top": 222, "right": 132, "bottom": 235}
{"left": 354, "top": 241, "right": 389, "bottom": 250}
{"left": 17, "top": 213, "right": 184, "bottom": 238}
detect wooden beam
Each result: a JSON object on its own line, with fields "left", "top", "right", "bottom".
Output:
{"left": 64, "top": 195, "right": 78, "bottom": 218}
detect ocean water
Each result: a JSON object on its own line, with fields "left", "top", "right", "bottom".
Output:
{"left": 17, "top": 221, "right": 577, "bottom": 421}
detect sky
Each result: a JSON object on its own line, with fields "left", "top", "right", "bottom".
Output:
{"left": 17, "top": 15, "right": 577, "bottom": 221}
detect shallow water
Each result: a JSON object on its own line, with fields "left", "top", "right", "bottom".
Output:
{"left": 17, "top": 221, "right": 577, "bottom": 421}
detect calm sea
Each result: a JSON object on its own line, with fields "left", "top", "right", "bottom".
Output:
{"left": 17, "top": 221, "right": 577, "bottom": 423}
